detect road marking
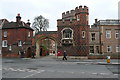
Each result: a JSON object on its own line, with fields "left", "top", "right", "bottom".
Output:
{"left": 27, "top": 70, "right": 37, "bottom": 72}
{"left": 23, "top": 70, "right": 45, "bottom": 78}
{"left": 9, "top": 68, "right": 14, "bottom": 71}
{"left": 17, "top": 69, "right": 25, "bottom": 72}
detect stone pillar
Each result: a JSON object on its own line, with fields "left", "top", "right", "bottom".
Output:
{"left": 36, "top": 41, "right": 40, "bottom": 58}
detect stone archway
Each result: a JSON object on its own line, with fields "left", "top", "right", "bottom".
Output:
{"left": 35, "top": 36, "right": 57, "bottom": 57}
{"left": 33, "top": 31, "right": 58, "bottom": 58}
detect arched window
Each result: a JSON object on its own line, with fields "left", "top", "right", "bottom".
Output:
{"left": 62, "top": 28, "right": 73, "bottom": 39}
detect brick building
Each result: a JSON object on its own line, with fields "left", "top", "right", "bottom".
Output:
{"left": 57, "top": 6, "right": 89, "bottom": 56}
{"left": 91, "top": 19, "right": 120, "bottom": 55}
{"left": 0, "top": 19, "right": 9, "bottom": 55}
{"left": 98, "top": 19, "right": 120, "bottom": 55}
{"left": 89, "top": 19, "right": 100, "bottom": 55}
{"left": 1, "top": 14, "right": 34, "bottom": 57}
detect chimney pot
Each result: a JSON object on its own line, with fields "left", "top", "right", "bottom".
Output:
{"left": 16, "top": 13, "right": 21, "bottom": 22}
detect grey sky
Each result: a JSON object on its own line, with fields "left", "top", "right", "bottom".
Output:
{"left": 0, "top": 0, "right": 119, "bottom": 31}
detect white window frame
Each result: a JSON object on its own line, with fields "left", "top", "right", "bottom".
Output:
{"left": 18, "top": 40, "right": 22, "bottom": 46}
{"left": 116, "top": 45, "right": 120, "bottom": 52}
{"left": 4, "top": 31, "right": 7, "bottom": 37}
{"left": 28, "top": 32, "right": 31, "bottom": 37}
{"left": 2, "top": 40, "right": 7, "bottom": 47}
{"left": 61, "top": 28, "right": 73, "bottom": 39}
{"left": 82, "top": 31, "right": 85, "bottom": 38}
{"left": 106, "top": 30, "right": 111, "bottom": 39}
{"left": 107, "top": 46, "right": 112, "bottom": 52}
{"left": 115, "top": 30, "right": 119, "bottom": 39}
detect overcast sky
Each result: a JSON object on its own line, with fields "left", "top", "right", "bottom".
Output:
{"left": 0, "top": 0, "right": 119, "bottom": 31}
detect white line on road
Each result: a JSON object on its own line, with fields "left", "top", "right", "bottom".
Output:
{"left": 17, "top": 69, "right": 25, "bottom": 72}
{"left": 27, "top": 70, "right": 37, "bottom": 73}
{"left": 23, "top": 70, "right": 45, "bottom": 78}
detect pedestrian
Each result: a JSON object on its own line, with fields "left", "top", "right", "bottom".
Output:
{"left": 62, "top": 50, "right": 67, "bottom": 60}
{"left": 20, "top": 49, "right": 24, "bottom": 58}
{"left": 31, "top": 48, "right": 35, "bottom": 58}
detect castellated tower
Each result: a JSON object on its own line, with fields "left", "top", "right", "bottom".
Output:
{"left": 57, "top": 5, "right": 89, "bottom": 56}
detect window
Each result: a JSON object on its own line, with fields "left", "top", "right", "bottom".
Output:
{"left": 4, "top": 31, "right": 7, "bottom": 37}
{"left": 76, "top": 15, "right": 80, "bottom": 21}
{"left": 28, "top": 32, "right": 31, "bottom": 37}
{"left": 82, "top": 31, "right": 85, "bottom": 38}
{"left": 18, "top": 40, "right": 22, "bottom": 46}
{"left": 96, "top": 46, "right": 99, "bottom": 53}
{"left": 107, "top": 46, "right": 112, "bottom": 52}
{"left": 106, "top": 30, "right": 111, "bottom": 39}
{"left": 90, "top": 46, "right": 94, "bottom": 53}
{"left": 115, "top": 30, "right": 119, "bottom": 39}
{"left": 9, "top": 45, "right": 12, "bottom": 51}
{"left": 91, "top": 33, "right": 95, "bottom": 41}
{"left": 62, "top": 29, "right": 73, "bottom": 39}
{"left": 2, "top": 40, "right": 7, "bottom": 47}
{"left": 116, "top": 45, "right": 120, "bottom": 52}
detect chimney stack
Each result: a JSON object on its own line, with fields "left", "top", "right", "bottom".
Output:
{"left": 27, "top": 19, "right": 31, "bottom": 27}
{"left": 16, "top": 13, "right": 21, "bottom": 23}
{"left": 95, "top": 19, "right": 98, "bottom": 23}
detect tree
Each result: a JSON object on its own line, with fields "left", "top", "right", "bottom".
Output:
{"left": 32, "top": 15, "right": 49, "bottom": 33}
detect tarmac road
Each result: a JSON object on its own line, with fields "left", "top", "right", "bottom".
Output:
{"left": 2, "top": 56, "right": 119, "bottom": 78}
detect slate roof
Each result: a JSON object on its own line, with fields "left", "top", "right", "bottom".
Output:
{"left": 2, "top": 21, "right": 34, "bottom": 31}
{"left": 98, "top": 19, "right": 120, "bottom": 25}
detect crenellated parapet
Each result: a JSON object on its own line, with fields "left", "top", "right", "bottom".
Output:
{"left": 62, "top": 5, "right": 88, "bottom": 19}
{"left": 57, "top": 19, "right": 77, "bottom": 26}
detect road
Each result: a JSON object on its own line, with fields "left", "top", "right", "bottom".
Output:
{"left": 2, "top": 56, "right": 119, "bottom": 78}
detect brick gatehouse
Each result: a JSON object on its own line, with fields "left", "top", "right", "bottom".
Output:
{"left": 34, "top": 5, "right": 89, "bottom": 56}
{"left": 57, "top": 5, "right": 89, "bottom": 56}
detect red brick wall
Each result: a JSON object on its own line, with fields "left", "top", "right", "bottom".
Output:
{"left": 2, "top": 28, "right": 33, "bottom": 57}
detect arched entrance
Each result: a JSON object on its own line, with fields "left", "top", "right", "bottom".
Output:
{"left": 33, "top": 31, "right": 58, "bottom": 58}
{"left": 35, "top": 36, "right": 57, "bottom": 57}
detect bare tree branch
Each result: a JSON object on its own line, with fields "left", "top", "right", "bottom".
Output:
{"left": 32, "top": 15, "right": 49, "bottom": 33}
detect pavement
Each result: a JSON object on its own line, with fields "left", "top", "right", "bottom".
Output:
{"left": 56, "top": 56, "right": 120, "bottom": 65}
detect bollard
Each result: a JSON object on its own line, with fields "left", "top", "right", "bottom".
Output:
{"left": 107, "top": 56, "right": 110, "bottom": 63}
